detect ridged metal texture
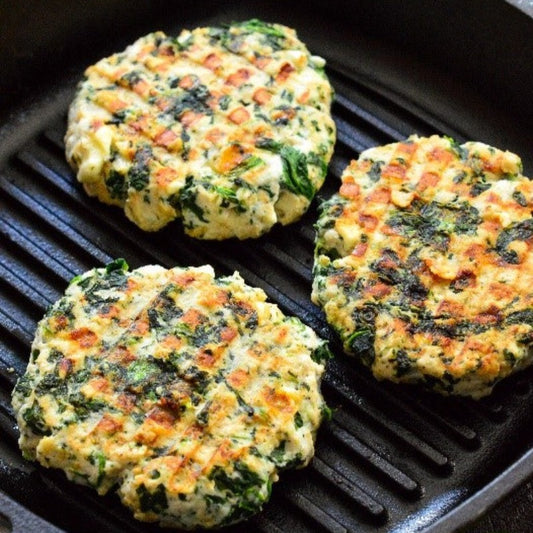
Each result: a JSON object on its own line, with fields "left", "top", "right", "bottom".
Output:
{"left": 1, "top": 7, "right": 533, "bottom": 532}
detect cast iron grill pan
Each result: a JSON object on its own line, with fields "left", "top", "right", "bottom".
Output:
{"left": 1, "top": 2, "right": 533, "bottom": 532}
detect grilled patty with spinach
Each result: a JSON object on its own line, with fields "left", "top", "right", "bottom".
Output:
{"left": 313, "top": 135, "right": 533, "bottom": 398}
{"left": 12, "top": 260, "right": 330, "bottom": 528}
{"left": 65, "top": 19, "right": 335, "bottom": 239}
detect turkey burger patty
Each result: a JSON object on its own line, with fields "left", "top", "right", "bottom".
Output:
{"left": 65, "top": 19, "right": 335, "bottom": 240}
{"left": 12, "top": 260, "right": 330, "bottom": 529}
{"left": 313, "top": 135, "right": 533, "bottom": 398}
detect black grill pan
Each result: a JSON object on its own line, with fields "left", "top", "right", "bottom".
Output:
{"left": 1, "top": 1, "right": 532, "bottom": 532}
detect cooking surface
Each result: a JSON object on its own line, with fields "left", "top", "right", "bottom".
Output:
{"left": 1, "top": 2, "right": 532, "bottom": 531}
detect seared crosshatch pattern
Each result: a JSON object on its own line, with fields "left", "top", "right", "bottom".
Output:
{"left": 12, "top": 261, "right": 328, "bottom": 530}
{"left": 0, "top": 62, "right": 532, "bottom": 533}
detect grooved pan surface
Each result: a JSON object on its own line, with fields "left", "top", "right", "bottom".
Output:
{"left": 1, "top": 2, "right": 532, "bottom": 532}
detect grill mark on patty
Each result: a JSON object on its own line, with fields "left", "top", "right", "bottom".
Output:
{"left": 76, "top": 270, "right": 275, "bottom": 451}
{"left": 90, "top": 278, "right": 178, "bottom": 356}
{"left": 67, "top": 23, "right": 336, "bottom": 239}
{"left": 89, "top": 32, "right": 323, "bottom": 164}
